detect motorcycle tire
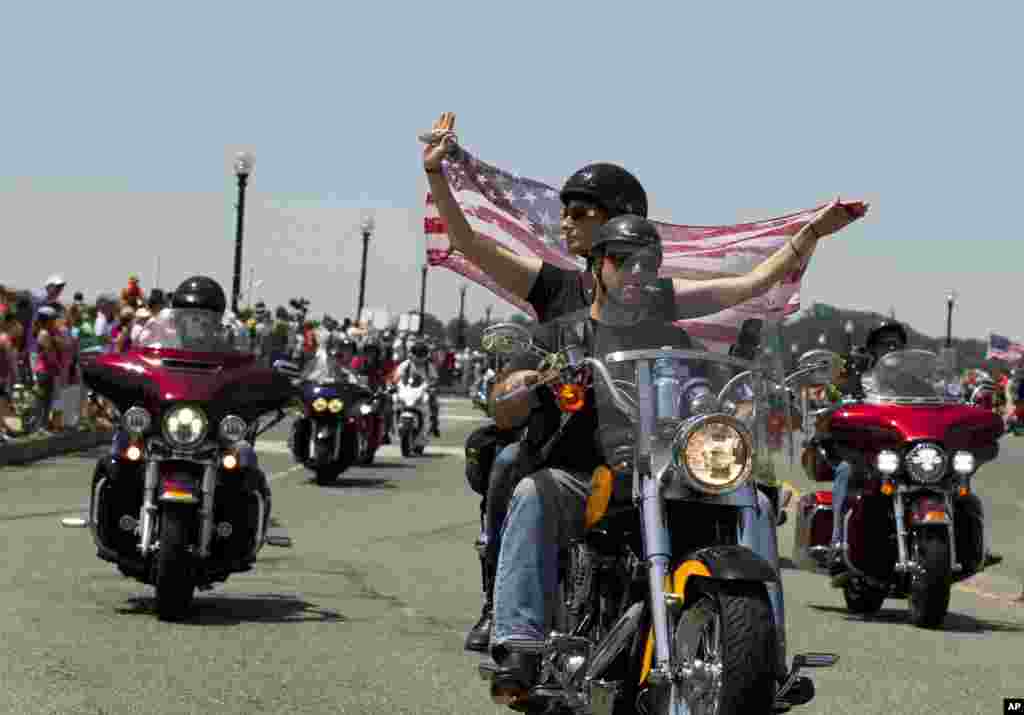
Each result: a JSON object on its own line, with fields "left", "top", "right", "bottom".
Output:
{"left": 154, "top": 506, "right": 196, "bottom": 622}
{"left": 400, "top": 430, "right": 414, "bottom": 458}
{"left": 908, "top": 529, "right": 952, "bottom": 628}
{"left": 669, "top": 581, "right": 775, "bottom": 714}
{"left": 315, "top": 467, "right": 340, "bottom": 486}
{"left": 842, "top": 583, "right": 886, "bottom": 615}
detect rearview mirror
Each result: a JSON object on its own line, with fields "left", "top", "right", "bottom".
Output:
{"left": 796, "top": 349, "right": 843, "bottom": 385}
{"left": 481, "top": 323, "right": 533, "bottom": 356}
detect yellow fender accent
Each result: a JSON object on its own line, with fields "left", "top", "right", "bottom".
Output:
{"left": 638, "top": 560, "right": 711, "bottom": 685}
{"left": 584, "top": 466, "right": 614, "bottom": 530}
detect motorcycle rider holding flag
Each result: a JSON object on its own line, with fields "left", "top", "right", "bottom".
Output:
{"left": 396, "top": 341, "right": 441, "bottom": 437}
{"left": 420, "top": 112, "right": 861, "bottom": 661}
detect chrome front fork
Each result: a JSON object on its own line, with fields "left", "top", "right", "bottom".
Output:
{"left": 138, "top": 461, "right": 159, "bottom": 554}
{"left": 197, "top": 464, "right": 217, "bottom": 558}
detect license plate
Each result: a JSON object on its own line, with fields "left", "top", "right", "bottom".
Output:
{"left": 159, "top": 476, "right": 199, "bottom": 503}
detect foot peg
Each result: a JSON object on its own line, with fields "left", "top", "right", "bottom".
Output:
{"left": 774, "top": 653, "right": 836, "bottom": 710}
{"left": 60, "top": 517, "right": 89, "bottom": 528}
{"left": 265, "top": 535, "right": 293, "bottom": 548}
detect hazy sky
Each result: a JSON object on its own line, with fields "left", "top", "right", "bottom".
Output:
{"left": 3, "top": 2, "right": 1021, "bottom": 341}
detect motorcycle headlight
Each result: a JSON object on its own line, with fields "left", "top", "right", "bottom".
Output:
{"left": 905, "top": 442, "right": 947, "bottom": 484}
{"left": 875, "top": 449, "right": 900, "bottom": 475}
{"left": 671, "top": 415, "right": 754, "bottom": 495}
{"left": 162, "top": 406, "right": 208, "bottom": 448}
{"left": 123, "top": 406, "right": 152, "bottom": 435}
{"left": 219, "top": 414, "right": 247, "bottom": 443}
{"left": 952, "top": 450, "right": 975, "bottom": 475}
{"left": 328, "top": 398, "right": 344, "bottom": 414}
{"left": 312, "top": 397, "right": 328, "bottom": 412}
{"left": 359, "top": 403, "right": 373, "bottom": 415}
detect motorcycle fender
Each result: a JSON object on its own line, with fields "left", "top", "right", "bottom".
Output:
{"left": 639, "top": 547, "right": 777, "bottom": 685}
{"left": 907, "top": 493, "right": 950, "bottom": 525}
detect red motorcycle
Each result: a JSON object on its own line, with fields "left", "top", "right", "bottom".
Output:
{"left": 61, "top": 308, "right": 295, "bottom": 621}
{"left": 793, "top": 349, "right": 1001, "bottom": 628}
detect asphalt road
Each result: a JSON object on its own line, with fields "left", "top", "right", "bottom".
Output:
{"left": 0, "top": 399, "right": 1021, "bottom": 715}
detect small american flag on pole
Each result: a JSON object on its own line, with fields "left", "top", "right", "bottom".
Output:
{"left": 425, "top": 148, "right": 866, "bottom": 352}
{"left": 985, "top": 333, "right": 1024, "bottom": 363}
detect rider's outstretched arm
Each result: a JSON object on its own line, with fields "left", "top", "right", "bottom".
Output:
{"left": 669, "top": 199, "right": 860, "bottom": 319}
{"left": 424, "top": 113, "right": 543, "bottom": 304}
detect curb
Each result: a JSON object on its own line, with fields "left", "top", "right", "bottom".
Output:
{"left": 0, "top": 430, "right": 114, "bottom": 468}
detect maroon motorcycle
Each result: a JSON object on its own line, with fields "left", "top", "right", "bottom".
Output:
{"left": 61, "top": 308, "right": 295, "bottom": 621}
{"left": 792, "top": 348, "right": 1001, "bottom": 628}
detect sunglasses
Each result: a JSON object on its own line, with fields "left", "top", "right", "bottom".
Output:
{"left": 560, "top": 202, "right": 601, "bottom": 222}
{"left": 604, "top": 252, "right": 661, "bottom": 274}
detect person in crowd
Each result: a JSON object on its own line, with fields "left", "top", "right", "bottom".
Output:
{"left": 0, "top": 308, "right": 22, "bottom": 441}
{"left": 121, "top": 274, "right": 144, "bottom": 308}
{"left": 111, "top": 306, "right": 135, "bottom": 353}
{"left": 32, "top": 305, "right": 67, "bottom": 433}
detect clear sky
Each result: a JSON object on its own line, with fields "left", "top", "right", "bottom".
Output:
{"left": 3, "top": 2, "right": 1020, "bottom": 341}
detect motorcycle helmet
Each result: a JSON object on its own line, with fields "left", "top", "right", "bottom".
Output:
{"left": 171, "top": 276, "right": 226, "bottom": 314}
{"left": 591, "top": 214, "right": 663, "bottom": 260}
{"left": 560, "top": 163, "right": 648, "bottom": 219}
{"left": 865, "top": 321, "right": 907, "bottom": 356}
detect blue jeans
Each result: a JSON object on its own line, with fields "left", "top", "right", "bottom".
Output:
{"left": 482, "top": 442, "right": 522, "bottom": 563}
{"left": 492, "top": 471, "right": 787, "bottom": 672}
{"left": 831, "top": 461, "right": 852, "bottom": 546}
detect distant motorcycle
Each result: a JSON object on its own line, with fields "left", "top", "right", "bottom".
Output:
{"left": 393, "top": 375, "right": 432, "bottom": 457}
{"left": 283, "top": 350, "right": 383, "bottom": 485}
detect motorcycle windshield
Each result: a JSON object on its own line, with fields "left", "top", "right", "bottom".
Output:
{"left": 866, "top": 349, "right": 959, "bottom": 404}
{"left": 135, "top": 309, "right": 239, "bottom": 353}
{"left": 301, "top": 349, "right": 360, "bottom": 386}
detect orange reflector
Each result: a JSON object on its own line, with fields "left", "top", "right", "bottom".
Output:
{"left": 222, "top": 453, "right": 239, "bottom": 470}
{"left": 880, "top": 481, "right": 895, "bottom": 496}
{"left": 958, "top": 486, "right": 969, "bottom": 497}
{"left": 556, "top": 383, "right": 586, "bottom": 412}
{"left": 923, "top": 510, "right": 947, "bottom": 522}
{"left": 584, "top": 466, "right": 613, "bottom": 529}
{"left": 125, "top": 445, "right": 142, "bottom": 461}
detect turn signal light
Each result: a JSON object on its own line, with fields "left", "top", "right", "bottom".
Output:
{"left": 222, "top": 453, "right": 239, "bottom": 470}
{"left": 958, "top": 485, "right": 969, "bottom": 497}
{"left": 125, "top": 445, "right": 143, "bottom": 461}
{"left": 880, "top": 480, "right": 896, "bottom": 496}
{"left": 923, "top": 510, "right": 947, "bottom": 523}
{"left": 556, "top": 383, "right": 586, "bottom": 412}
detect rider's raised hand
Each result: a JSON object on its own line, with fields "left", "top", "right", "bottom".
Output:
{"left": 421, "top": 112, "right": 458, "bottom": 172}
{"left": 807, "top": 197, "right": 870, "bottom": 239}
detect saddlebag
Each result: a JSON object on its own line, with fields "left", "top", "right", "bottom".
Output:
{"left": 464, "top": 424, "right": 520, "bottom": 495}
{"left": 792, "top": 491, "right": 833, "bottom": 572}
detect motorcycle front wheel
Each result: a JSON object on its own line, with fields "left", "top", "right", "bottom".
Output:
{"left": 665, "top": 581, "right": 775, "bottom": 715}
{"left": 154, "top": 506, "right": 196, "bottom": 622}
{"left": 400, "top": 429, "right": 414, "bottom": 458}
{"left": 908, "top": 529, "right": 952, "bottom": 628}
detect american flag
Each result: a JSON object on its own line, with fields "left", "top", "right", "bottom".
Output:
{"left": 985, "top": 333, "right": 1024, "bottom": 363}
{"left": 425, "top": 148, "right": 866, "bottom": 353}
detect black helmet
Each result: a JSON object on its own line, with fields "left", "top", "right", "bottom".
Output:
{"left": 560, "top": 163, "right": 647, "bottom": 218}
{"left": 171, "top": 276, "right": 226, "bottom": 313}
{"left": 865, "top": 321, "right": 907, "bottom": 351}
{"left": 591, "top": 215, "right": 663, "bottom": 262}
{"left": 410, "top": 342, "right": 429, "bottom": 359}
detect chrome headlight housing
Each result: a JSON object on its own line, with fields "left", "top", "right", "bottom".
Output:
{"left": 905, "top": 442, "right": 947, "bottom": 484}
{"left": 328, "top": 398, "right": 345, "bottom": 414}
{"left": 875, "top": 449, "right": 900, "bottom": 475}
{"left": 219, "top": 415, "right": 248, "bottom": 443}
{"left": 671, "top": 414, "right": 754, "bottom": 495}
{"left": 312, "top": 397, "right": 328, "bottom": 412}
{"left": 162, "top": 405, "right": 209, "bottom": 448}
{"left": 123, "top": 406, "right": 152, "bottom": 435}
{"left": 952, "top": 450, "right": 976, "bottom": 476}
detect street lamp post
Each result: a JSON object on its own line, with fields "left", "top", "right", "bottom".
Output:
{"left": 945, "top": 291, "right": 956, "bottom": 348}
{"left": 485, "top": 305, "right": 493, "bottom": 327}
{"left": 418, "top": 264, "right": 428, "bottom": 335}
{"left": 844, "top": 320, "right": 855, "bottom": 352}
{"left": 818, "top": 333, "right": 827, "bottom": 348}
{"left": 231, "top": 151, "right": 255, "bottom": 314}
{"left": 356, "top": 214, "right": 375, "bottom": 325}
{"left": 791, "top": 342, "right": 799, "bottom": 370}
{"left": 457, "top": 284, "right": 467, "bottom": 349}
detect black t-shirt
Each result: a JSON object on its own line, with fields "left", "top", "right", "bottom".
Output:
{"left": 526, "top": 262, "right": 676, "bottom": 324}
{"left": 523, "top": 309, "right": 696, "bottom": 475}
